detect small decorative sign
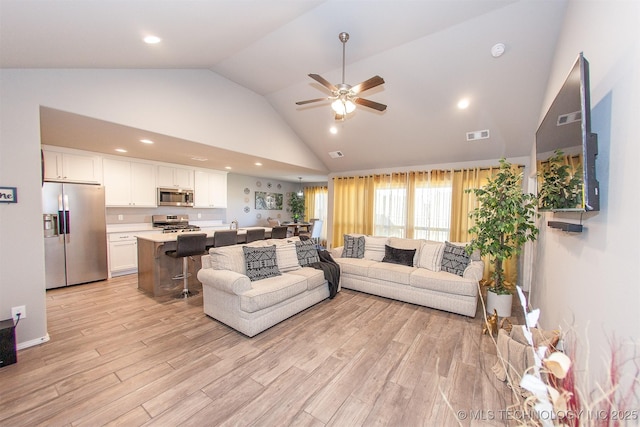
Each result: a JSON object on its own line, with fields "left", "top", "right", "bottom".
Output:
{"left": 0, "top": 187, "right": 17, "bottom": 203}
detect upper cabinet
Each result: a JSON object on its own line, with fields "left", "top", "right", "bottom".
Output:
{"left": 194, "top": 170, "right": 227, "bottom": 208}
{"left": 103, "top": 159, "right": 157, "bottom": 207}
{"left": 42, "top": 148, "right": 102, "bottom": 184}
{"left": 157, "top": 165, "right": 193, "bottom": 189}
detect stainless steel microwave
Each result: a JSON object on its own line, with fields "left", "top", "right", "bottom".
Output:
{"left": 157, "top": 187, "right": 194, "bottom": 207}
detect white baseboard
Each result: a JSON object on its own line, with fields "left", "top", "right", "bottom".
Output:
{"left": 17, "top": 334, "right": 50, "bottom": 350}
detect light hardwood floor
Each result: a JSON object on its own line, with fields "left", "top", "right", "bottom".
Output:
{"left": 0, "top": 275, "right": 522, "bottom": 426}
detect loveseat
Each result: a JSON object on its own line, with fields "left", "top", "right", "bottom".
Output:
{"left": 197, "top": 237, "right": 336, "bottom": 337}
{"left": 331, "top": 235, "right": 483, "bottom": 317}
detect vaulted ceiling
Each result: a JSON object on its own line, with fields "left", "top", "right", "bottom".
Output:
{"left": 0, "top": 0, "right": 568, "bottom": 180}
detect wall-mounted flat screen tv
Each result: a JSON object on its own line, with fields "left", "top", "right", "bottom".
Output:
{"left": 536, "top": 53, "right": 599, "bottom": 212}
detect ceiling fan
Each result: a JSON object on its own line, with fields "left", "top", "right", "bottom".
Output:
{"left": 296, "top": 32, "right": 387, "bottom": 120}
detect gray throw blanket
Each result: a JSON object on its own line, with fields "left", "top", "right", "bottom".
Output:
{"left": 308, "top": 249, "right": 340, "bottom": 299}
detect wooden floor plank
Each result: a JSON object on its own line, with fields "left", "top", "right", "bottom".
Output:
{"left": 0, "top": 274, "right": 521, "bottom": 426}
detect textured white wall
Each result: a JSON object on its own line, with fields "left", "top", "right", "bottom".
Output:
{"left": 530, "top": 0, "right": 640, "bottom": 391}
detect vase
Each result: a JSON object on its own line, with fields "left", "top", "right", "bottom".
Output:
{"left": 486, "top": 290, "right": 512, "bottom": 317}
{"left": 293, "top": 218, "right": 298, "bottom": 223}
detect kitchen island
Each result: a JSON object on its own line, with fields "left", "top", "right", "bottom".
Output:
{"left": 136, "top": 227, "right": 270, "bottom": 297}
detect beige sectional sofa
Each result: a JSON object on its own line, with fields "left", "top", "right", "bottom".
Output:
{"left": 331, "top": 236, "right": 483, "bottom": 317}
{"left": 197, "top": 238, "right": 332, "bottom": 337}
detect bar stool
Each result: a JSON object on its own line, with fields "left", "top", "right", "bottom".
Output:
{"left": 213, "top": 229, "right": 238, "bottom": 247}
{"left": 270, "top": 226, "right": 288, "bottom": 239}
{"left": 165, "top": 233, "right": 207, "bottom": 299}
{"left": 245, "top": 228, "right": 265, "bottom": 243}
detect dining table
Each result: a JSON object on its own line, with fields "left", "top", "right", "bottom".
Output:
{"left": 282, "top": 222, "right": 311, "bottom": 236}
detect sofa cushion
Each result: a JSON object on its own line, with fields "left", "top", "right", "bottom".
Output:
{"left": 368, "top": 261, "right": 416, "bottom": 285}
{"left": 409, "top": 268, "right": 478, "bottom": 297}
{"left": 243, "top": 245, "right": 281, "bottom": 281}
{"left": 440, "top": 241, "right": 470, "bottom": 277}
{"left": 239, "top": 274, "right": 308, "bottom": 313}
{"left": 388, "top": 237, "right": 424, "bottom": 266}
{"left": 417, "top": 240, "right": 445, "bottom": 271}
{"left": 382, "top": 244, "right": 416, "bottom": 267}
{"left": 209, "top": 245, "right": 247, "bottom": 275}
{"left": 334, "top": 257, "right": 377, "bottom": 276}
{"left": 343, "top": 234, "right": 365, "bottom": 258}
{"left": 287, "top": 267, "right": 326, "bottom": 290}
{"left": 364, "top": 236, "right": 388, "bottom": 261}
{"left": 275, "top": 242, "right": 301, "bottom": 272}
{"left": 295, "top": 239, "right": 320, "bottom": 266}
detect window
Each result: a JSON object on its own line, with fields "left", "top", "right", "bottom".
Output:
{"left": 372, "top": 173, "right": 452, "bottom": 241}
{"left": 413, "top": 184, "right": 452, "bottom": 241}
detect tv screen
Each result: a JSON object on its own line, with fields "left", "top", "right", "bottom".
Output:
{"left": 536, "top": 53, "right": 599, "bottom": 212}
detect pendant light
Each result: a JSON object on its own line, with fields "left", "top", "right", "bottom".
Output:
{"left": 296, "top": 177, "right": 304, "bottom": 197}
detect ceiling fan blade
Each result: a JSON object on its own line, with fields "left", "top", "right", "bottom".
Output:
{"left": 351, "top": 75, "right": 385, "bottom": 94}
{"left": 355, "top": 97, "right": 387, "bottom": 111}
{"left": 308, "top": 74, "right": 338, "bottom": 92}
{"left": 295, "top": 97, "right": 331, "bottom": 105}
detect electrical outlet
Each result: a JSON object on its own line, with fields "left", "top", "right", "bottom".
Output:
{"left": 118, "top": 214, "right": 124, "bottom": 221}
{"left": 197, "top": 213, "right": 202, "bottom": 219}
{"left": 11, "top": 305, "right": 26, "bottom": 322}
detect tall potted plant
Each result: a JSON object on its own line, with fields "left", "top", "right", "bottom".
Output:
{"left": 466, "top": 159, "right": 539, "bottom": 317}
{"left": 287, "top": 192, "right": 305, "bottom": 223}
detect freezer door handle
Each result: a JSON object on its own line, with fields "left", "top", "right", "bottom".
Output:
{"left": 57, "top": 194, "right": 70, "bottom": 234}
{"left": 63, "top": 195, "right": 70, "bottom": 234}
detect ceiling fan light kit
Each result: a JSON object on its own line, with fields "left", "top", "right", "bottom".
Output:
{"left": 296, "top": 32, "right": 387, "bottom": 120}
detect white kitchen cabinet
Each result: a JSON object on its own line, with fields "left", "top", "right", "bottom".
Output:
{"left": 108, "top": 233, "right": 138, "bottom": 276}
{"left": 108, "top": 231, "right": 156, "bottom": 276}
{"left": 42, "top": 148, "right": 102, "bottom": 183}
{"left": 194, "top": 170, "right": 228, "bottom": 208}
{"left": 157, "top": 165, "right": 193, "bottom": 189}
{"left": 103, "top": 158, "right": 157, "bottom": 207}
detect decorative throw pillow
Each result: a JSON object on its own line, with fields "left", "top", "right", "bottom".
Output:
{"left": 242, "top": 245, "right": 281, "bottom": 281}
{"left": 364, "top": 236, "right": 388, "bottom": 261}
{"left": 295, "top": 239, "right": 320, "bottom": 266}
{"left": 275, "top": 242, "right": 301, "bottom": 272}
{"left": 440, "top": 241, "right": 470, "bottom": 276}
{"left": 388, "top": 237, "right": 424, "bottom": 266}
{"left": 342, "top": 234, "right": 365, "bottom": 258}
{"left": 450, "top": 241, "right": 481, "bottom": 261}
{"left": 417, "top": 240, "right": 445, "bottom": 271}
{"left": 381, "top": 245, "right": 416, "bottom": 267}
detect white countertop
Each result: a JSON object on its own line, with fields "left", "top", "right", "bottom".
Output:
{"left": 107, "top": 220, "right": 230, "bottom": 234}
{"left": 136, "top": 227, "right": 272, "bottom": 243}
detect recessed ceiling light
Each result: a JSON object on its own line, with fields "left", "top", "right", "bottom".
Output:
{"left": 190, "top": 157, "right": 208, "bottom": 162}
{"left": 329, "top": 126, "right": 338, "bottom": 135}
{"left": 225, "top": 166, "right": 232, "bottom": 170}
{"left": 255, "top": 162, "right": 262, "bottom": 166}
{"left": 140, "top": 139, "right": 154, "bottom": 144}
{"left": 457, "top": 98, "right": 470, "bottom": 109}
{"left": 144, "top": 35, "right": 162, "bottom": 44}
{"left": 115, "top": 148, "right": 127, "bottom": 153}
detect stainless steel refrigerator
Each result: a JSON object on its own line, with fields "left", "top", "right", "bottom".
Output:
{"left": 42, "top": 182, "right": 108, "bottom": 289}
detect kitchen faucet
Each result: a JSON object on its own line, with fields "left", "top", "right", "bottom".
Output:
{"left": 230, "top": 220, "right": 238, "bottom": 230}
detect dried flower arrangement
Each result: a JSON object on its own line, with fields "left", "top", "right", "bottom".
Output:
{"left": 492, "top": 288, "right": 640, "bottom": 426}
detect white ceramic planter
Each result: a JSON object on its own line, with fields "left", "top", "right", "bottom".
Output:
{"left": 486, "top": 290, "right": 513, "bottom": 317}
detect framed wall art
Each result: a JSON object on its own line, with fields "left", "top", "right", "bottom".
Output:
{"left": 255, "top": 192, "right": 283, "bottom": 210}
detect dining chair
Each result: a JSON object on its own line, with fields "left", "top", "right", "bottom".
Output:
{"left": 270, "top": 226, "right": 288, "bottom": 239}
{"left": 245, "top": 228, "right": 266, "bottom": 243}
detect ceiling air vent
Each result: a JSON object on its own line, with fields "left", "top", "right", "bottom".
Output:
{"left": 328, "top": 150, "right": 344, "bottom": 159}
{"left": 466, "top": 129, "right": 490, "bottom": 141}
{"left": 557, "top": 111, "right": 581, "bottom": 126}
